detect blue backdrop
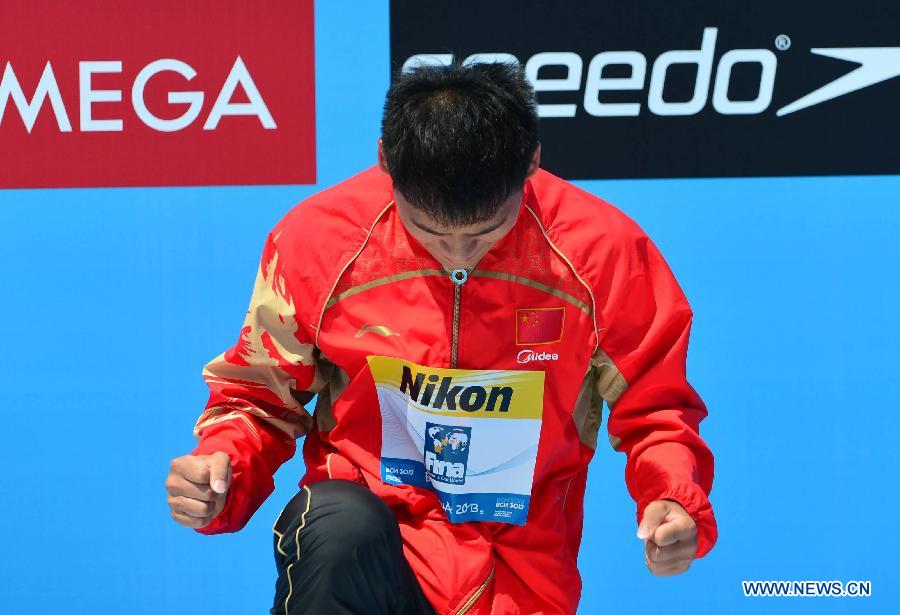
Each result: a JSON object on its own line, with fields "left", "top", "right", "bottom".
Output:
{"left": 1, "top": 2, "right": 897, "bottom": 613}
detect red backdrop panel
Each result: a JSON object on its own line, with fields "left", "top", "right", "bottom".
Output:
{"left": 0, "top": 0, "right": 316, "bottom": 188}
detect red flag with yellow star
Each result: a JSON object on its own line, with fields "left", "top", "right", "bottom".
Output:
{"left": 516, "top": 307, "right": 565, "bottom": 345}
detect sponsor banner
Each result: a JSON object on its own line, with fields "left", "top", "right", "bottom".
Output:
{"left": 0, "top": 0, "right": 315, "bottom": 188}
{"left": 369, "top": 355, "right": 544, "bottom": 525}
{"left": 390, "top": 0, "right": 900, "bottom": 179}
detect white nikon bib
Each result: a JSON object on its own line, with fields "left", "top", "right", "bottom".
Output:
{"left": 368, "top": 355, "right": 545, "bottom": 524}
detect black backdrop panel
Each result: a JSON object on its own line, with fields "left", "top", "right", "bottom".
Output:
{"left": 390, "top": 0, "right": 900, "bottom": 179}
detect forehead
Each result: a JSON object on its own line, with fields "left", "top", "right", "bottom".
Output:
{"left": 398, "top": 193, "right": 521, "bottom": 234}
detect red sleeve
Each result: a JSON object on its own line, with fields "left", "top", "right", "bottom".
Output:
{"left": 190, "top": 230, "right": 322, "bottom": 535}
{"left": 594, "top": 233, "right": 717, "bottom": 559}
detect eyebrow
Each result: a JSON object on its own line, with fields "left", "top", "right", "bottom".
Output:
{"left": 411, "top": 217, "right": 507, "bottom": 236}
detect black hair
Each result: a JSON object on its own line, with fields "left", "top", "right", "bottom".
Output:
{"left": 381, "top": 59, "right": 539, "bottom": 227}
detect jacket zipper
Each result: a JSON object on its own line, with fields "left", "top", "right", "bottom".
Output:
{"left": 449, "top": 268, "right": 469, "bottom": 369}
{"left": 447, "top": 266, "right": 491, "bottom": 615}
{"left": 455, "top": 562, "right": 495, "bottom": 615}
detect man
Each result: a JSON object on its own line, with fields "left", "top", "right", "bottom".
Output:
{"left": 165, "top": 60, "right": 717, "bottom": 614}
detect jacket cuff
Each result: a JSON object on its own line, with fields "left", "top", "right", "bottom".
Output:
{"left": 637, "top": 482, "right": 718, "bottom": 559}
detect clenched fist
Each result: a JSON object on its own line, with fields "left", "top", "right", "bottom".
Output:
{"left": 637, "top": 499, "right": 699, "bottom": 576}
{"left": 166, "top": 451, "right": 232, "bottom": 529}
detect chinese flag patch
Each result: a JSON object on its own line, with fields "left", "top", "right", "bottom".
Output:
{"left": 516, "top": 307, "right": 565, "bottom": 345}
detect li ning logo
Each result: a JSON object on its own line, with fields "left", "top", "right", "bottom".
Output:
{"left": 399, "top": 365, "right": 513, "bottom": 413}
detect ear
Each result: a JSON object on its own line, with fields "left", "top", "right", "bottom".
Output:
{"left": 377, "top": 138, "right": 390, "bottom": 174}
{"left": 525, "top": 142, "right": 541, "bottom": 179}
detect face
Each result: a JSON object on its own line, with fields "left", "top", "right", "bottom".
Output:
{"left": 393, "top": 188, "right": 522, "bottom": 271}
{"left": 378, "top": 139, "right": 541, "bottom": 271}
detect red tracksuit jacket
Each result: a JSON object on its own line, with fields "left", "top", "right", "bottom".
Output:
{"left": 189, "top": 165, "right": 717, "bottom": 614}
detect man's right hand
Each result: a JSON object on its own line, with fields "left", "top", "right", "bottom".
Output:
{"left": 165, "top": 451, "right": 232, "bottom": 529}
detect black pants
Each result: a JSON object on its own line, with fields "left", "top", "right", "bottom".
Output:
{"left": 271, "top": 479, "right": 437, "bottom": 615}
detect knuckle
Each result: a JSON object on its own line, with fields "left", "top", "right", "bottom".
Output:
{"left": 183, "top": 499, "right": 203, "bottom": 516}
{"left": 171, "top": 511, "right": 188, "bottom": 526}
{"left": 196, "top": 463, "right": 210, "bottom": 480}
{"left": 665, "top": 560, "right": 688, "bottom": 575}
{"left": 654, "top": 563, "right": 673, "bottom": 576}
{"left": 209, "top": 451, "right": 222, "bottom": 465}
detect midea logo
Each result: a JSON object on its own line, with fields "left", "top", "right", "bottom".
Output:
{"left": 516, "top": 349, "right": 559, "bottom": 364}
{"left": 404, "top": 27, "right": 900, "bottom": 117}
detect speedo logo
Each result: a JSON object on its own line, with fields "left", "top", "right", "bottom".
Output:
{"left": 403, "top": 27, "right": 900, "bottom": 118}
{"left": 399, "top": 365, "right": 512, "bottom": 413}
{"left": 516, "top": 349, "right": 559, "bottom": 364}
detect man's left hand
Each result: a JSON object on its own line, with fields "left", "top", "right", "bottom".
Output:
{"left": 636, "top": 499, "right": 698, "bottom": 576}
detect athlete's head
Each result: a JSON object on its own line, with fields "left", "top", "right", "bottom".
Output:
{"left": 377, "top": 59, "right": 541, "bottom": 270}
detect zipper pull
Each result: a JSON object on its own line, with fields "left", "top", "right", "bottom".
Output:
{"left": 449, "top": 268, "right": 469, "bottom": 285}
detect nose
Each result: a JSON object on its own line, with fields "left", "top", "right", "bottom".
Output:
{"left": 439, "top": 238, "right": 479, "bottom": 265}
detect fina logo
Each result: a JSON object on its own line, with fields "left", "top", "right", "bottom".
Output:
{"left": 403, "top": 27, "right": 900, "bottom": 118}
{"left": 517, "top": 349, "right": 559, "bottom": 364}
{"left": 424, "top": 423, "right": 471, "bottom": 486}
